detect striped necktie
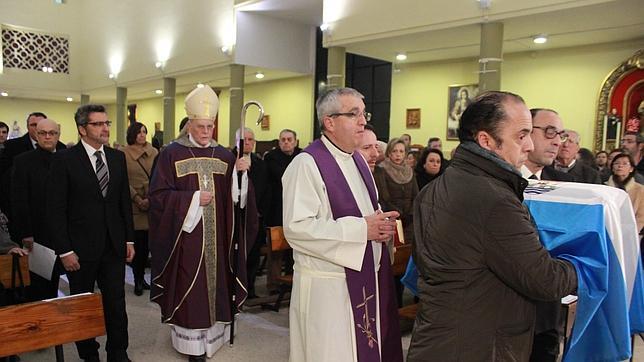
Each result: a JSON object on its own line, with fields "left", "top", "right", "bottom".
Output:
{"left": 94, "top": 150, "right": 109, "bottom": 197}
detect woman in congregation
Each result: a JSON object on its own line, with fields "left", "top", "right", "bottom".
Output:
{"left": 123, "top": 122, "right": 158, "bottom": 296}
{"left": 374, "top": 138, "right": 419, "bottom": 244}
{"left": 415, "top": 148, "right": 446, "bottom": 190}
{"left": 606, "top": 153, "right": 644, "bottom": 232}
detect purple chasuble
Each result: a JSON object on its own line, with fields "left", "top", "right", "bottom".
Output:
{"left": 304, "top": 138, "right": 403, "bottom": 362}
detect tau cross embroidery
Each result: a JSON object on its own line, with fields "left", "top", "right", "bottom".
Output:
{"left": 355, "top": 286, "right": 378, "bottom": 348}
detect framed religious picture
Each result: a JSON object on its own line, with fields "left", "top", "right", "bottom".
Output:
{"left": 406, "top": 108, "right": 421, "bottom": 129}
{"left": 446, "top": 84, "right": 479, "bottom": 140}
{"left": 261, "top": 114, "right": 270, "bottom": 130}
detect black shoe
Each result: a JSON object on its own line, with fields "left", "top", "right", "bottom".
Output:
{"left": 188, "top": 353, "right": 206, "bottom": 362}
{"left": 142, "top": 279, "right": 151, "bottom": 290}
{"left": 134, "top": 280, "right": 144, "bottom": 296}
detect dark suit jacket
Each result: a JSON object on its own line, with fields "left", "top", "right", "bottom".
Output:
{"left": 540, "top": 166, "right": 574, "bottom": 182}
{"left": 0, "top": 134, "right": 66, "bottom": 214}
{"left": 47, "top": 143, "right": 135, "bottom": 261}
{"left": 567, "top": 162, "right": 602, "bottom": 184}
{"left": 11, "top": 147, "right": 61, "bottom": 247}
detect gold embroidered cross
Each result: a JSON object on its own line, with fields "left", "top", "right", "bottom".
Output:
{"left": 355, "top": 286, "right": 378, "bottom": 348}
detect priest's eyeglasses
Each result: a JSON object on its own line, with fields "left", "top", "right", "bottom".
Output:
{"left": 328, "top": 110, "right": 372, "bottom": 122}
{"left": 86, "top": 121, "right": 112, "bottom": 127}
{"left": 37, "top": 130, "right": 59, "bottom": 137}
{"left": 532, "top": 126, "right": 567, "bottom": 142}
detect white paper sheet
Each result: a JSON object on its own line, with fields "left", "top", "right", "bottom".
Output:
{"left": 28, "top": 242, "right": 57, "bottom": 280}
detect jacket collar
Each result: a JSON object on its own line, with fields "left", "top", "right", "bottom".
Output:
{"left": 452, "top": 141, "right": 528, "bottom": 200}
{"left": 123, "top": 142, "right": 155, "bottom": 159}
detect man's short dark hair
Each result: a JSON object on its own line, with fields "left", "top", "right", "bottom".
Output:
{"left": 126, "top": 122, "right": 146, "bottom": 145}
{"left": 428, "top": 137, "right": 440, "bottom": 144}
{"left": 279, "top": 128, "right": 297, "bottom": 139}
{"left": 26, "top": 112, "right": 47, "bottom": 124}
{"left": 0, "top": 122, "right": 8, "bottom": 132}
{"left": 529, "top": 108, "right": 558, "bottom": 119}
{"left": 458, "top": 91, "right": 525, "bottom": 144}
{"left": 74, "top": 104, "right": 106, "bottom": 126}
{"left": 179, "top": 117, "right": 189, "bottom": 132}
{"left": 624, "top": 131, "right": 644, "bottom": 144}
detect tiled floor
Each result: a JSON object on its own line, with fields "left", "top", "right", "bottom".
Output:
{"left": 14, "top": 269, "right": 644, "bottom": 361}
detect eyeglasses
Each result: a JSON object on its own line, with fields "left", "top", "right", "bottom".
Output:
{"left": 86, "top": 121, "right": 112, "bottom": 127}
{"left": 328, "top": 110, "right": 372, "bottom": 122}
{"left": 532, "top": 126, "right": 568, "bottom": 142}
{"left": 37, "top": 130, "right": 59, "bottom": 137}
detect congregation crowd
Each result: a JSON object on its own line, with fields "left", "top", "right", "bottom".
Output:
{"left": 0, "top": 85, "right": 642, "bottom": 362}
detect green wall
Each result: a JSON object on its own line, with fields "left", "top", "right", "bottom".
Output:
{"left": 390, "top": 39, "right": 644, "bottom": 153}
{"left": 0, "top": 98, "right": 80, "bottom": 144}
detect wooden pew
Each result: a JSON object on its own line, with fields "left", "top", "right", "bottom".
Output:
{"left": 0, "top": 293, "right": 106, "bottom": 360}
{"left": 0, "top": 254, "right": 30, "bottom": 288}
{"left": 262, "top": 226, "right": 292, "bottom": 312}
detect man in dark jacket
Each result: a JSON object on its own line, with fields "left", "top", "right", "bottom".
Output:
{"left": 555, "top": 129, "right": 601, "bottom": 184}
{"left": 263, "top": 129, "right": 300, "bottom": 293}
{"left": 408, "top": 91, "right": 578, "bottom": 361}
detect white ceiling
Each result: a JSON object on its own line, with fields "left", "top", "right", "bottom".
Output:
{"left": 0, "top": 0, "right": 642, "bottom": 103}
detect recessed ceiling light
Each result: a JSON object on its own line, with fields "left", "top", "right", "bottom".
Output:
{"left": 320, "top": 23, "right": 330, "bottom": 32}
{"left": 0, "top": 92, "right": 8, "bottom": 97}
{"left": 255, "top": 72, "right": 265, "bottom": 79}
{"left": 66, "top": 97, "right": 73, "bottom": 102}
{"left": 396, "top": 53, "right": 407, "bottom": 61}
{"left": 155, "top": 61, "right": 163, "bottom": 68}
{"left": 197, "top": 83, "right": 205, "bottom": 88}
{"left": 108, "top": 73, "right": 116, "bottom": 79}
{"left": 155, "top": 89, "right": 163, "bottom": 95}
{"left": 533, "top": 34, "right": 548, "bottom": 44}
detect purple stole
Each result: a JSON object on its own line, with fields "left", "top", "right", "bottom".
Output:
{"left": 304, "top": 139, "right": 403, "bottom": 362}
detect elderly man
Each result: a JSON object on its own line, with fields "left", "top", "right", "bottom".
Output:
{"left": 11, "top": 119, "right": 66, "bottom": 302}
{"left": 555, "top": 130, "right": 601, "bottom": 184}
{"left": 283, "top": 87, "right": 403, "bottom": 362}
{"left": 149, "top": 86, "right": 252, "bottom": 362}
{"left": 521, "top": 109, "right": 573, "bottom": 182}
{"left": 264, "top": 129, "right": 301, "bottom": 294}
{"left": 408, "top": 91, "right": 578, "bottom": 361}
{"left": 358, "top": 124, "right": 379, "bottom": 172}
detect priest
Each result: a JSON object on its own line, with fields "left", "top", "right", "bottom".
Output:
{"left": 149, "top": 85, "right": 255, "bottom": 362}
{"left": 282, "top": 87, "right": 403, "bottom": 362}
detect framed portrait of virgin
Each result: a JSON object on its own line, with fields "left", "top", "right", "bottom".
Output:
{"left": 446, "top": 84, "right": 478, "bottom": 140}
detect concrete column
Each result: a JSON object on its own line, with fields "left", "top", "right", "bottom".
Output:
{"left": 228, "top": 64, "right": 245, "bottom": 147}
{"left": 80, "top": 94, "right": 90, "bottom": 106}
{"left": 163, "top": 77, "right": 176, "bottom": 144}
{"left": 326, "top": 46, "right": 346, "bottom": 89}
{"left": 478, "top": 22, "right": 504, "bottom": 92}
{"left": 116, "top": 87, "right": 127, "bottom": 146}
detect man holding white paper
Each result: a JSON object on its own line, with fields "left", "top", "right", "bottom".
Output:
{"left": 11, "top": 118, "right": 66, "bottom": 301}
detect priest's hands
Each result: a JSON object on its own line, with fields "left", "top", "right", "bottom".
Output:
{"left": 61, "top": 252, "right": 80, "bottom": 272}
{"left": 235, "top": 157, "right": 250, "bottom": 172}
{"left": 365, "top": 210, "right": 400, "bottom": 242}
{"left": 200, "top": 191, "right": 213, "bottom": 205}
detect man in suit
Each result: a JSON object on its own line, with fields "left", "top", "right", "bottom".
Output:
{"left": 555, "top": 129, "right": 601, "bottom": 184}
{"left": 522, "top": 108, "right": 573, "bottom": 362}
{"left": 521, "top": 108, "right": 574, "bottom": 182}
{"left": 11, "top": 118, "right": 66, "bottom": 302}
{"left": 47, "top": 104, "right": 135, "bottom": 362}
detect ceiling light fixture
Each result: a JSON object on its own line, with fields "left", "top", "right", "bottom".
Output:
{"left": 320, "top": 23, "right": 330, "bottom": 32}
{"left": 255, "top": 72, "right": 265, "bottom": 79}
{"left": 0, "top": 92, "right": 8, "bottom": 97}
{"left": 155, "top": 61, "right": 164, "bottom": 69}
{"left": 533, "top": 34, "right": 548, "bottom": 44}
{"left": 41, "top": 66, "right": 53, "bottom": 73}
{"left": 154, "top": 89, "right": 163, "bottom": 95}
{"left": 396, "top": 53, "right": 407, "bottom": 61}
{"left": 221, "top": 45, "right": 233, "bottom": 56}
{"left": 108, "top": 73, "right": 116, "bottom": 79}
{"left": 66, "top": 97, "right": 73, "bottom": 102}
{"left": 197, "top": 83, "right": 205, "bottom": 88}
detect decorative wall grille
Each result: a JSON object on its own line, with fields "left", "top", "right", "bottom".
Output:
{"left": 1, "top": 25, "right": 69, "bottom": 74}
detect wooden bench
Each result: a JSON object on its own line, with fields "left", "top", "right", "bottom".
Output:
{"left": 262, "top": 226, "right": 292, "bottom": 312}
{"left": 0, "top": 254, "right": 30, "bottom": 288}
{"left": 0, "top": 293, "right": 106, "bottom": 360}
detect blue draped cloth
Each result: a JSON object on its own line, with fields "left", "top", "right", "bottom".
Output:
{"left": 402, "top": 181, "right": 644, "bottom": 362}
